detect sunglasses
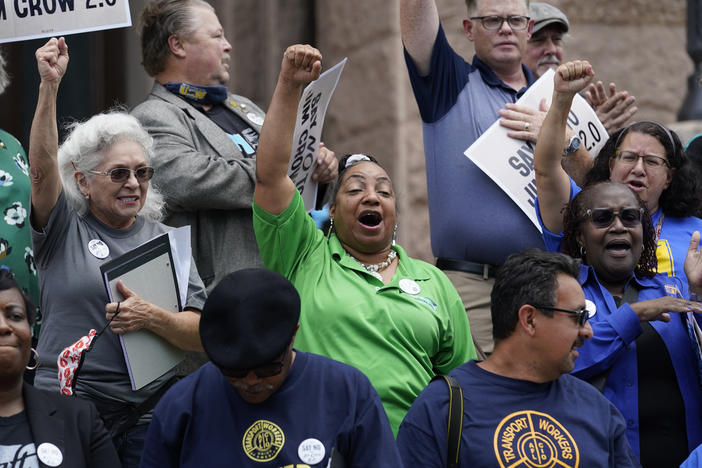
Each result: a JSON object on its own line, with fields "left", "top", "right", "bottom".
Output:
{"left": 536, "top": 305, "right": 590, "bottom": 327}
{"left": 88, "top": 166, "right": 155, "bottom": 183}
{"left": 221, "top": 347, "right": 289, "bottom": 379}
{"left": 585, "top": 207, "right": 644, "bottom": 229}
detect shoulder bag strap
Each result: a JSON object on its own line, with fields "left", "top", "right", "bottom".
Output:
{"left": 432, "top": 374, "right": 463, "bottom": 467}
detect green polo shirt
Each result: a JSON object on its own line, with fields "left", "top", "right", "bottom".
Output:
{"left": 253, "top": 191, "right": 476, "bottom": 434}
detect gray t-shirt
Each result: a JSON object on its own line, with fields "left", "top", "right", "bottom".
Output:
{"left": 32, "top": 192, "right": 206, "bottom": 407}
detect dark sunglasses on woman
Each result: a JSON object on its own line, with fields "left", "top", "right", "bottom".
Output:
{"left": 585, "top": 207, "right": 644, "bottom": 229}
{"left": 88, "top": 166, "right": 155, "bottom": 183}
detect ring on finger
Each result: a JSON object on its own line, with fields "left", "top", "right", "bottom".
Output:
{"left": 524, "top": 122, "right": 530, "bottom": 131}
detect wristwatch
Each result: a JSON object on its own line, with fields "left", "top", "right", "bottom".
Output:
{"left": 563, "top": 135, "right": 581, "bottom": 156}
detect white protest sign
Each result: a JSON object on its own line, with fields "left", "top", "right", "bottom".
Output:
{"left": 0, "top": 0, "right": 131, "bottom": 44}
{"left": 288, "top": 57, "right": 347, "bottom": 211}
{"left": 465, "top": 68, "right": 608, "bottom": 231}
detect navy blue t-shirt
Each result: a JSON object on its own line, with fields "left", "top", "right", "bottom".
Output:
{"left": 397, "top": 360, "right": 640, "bottom": 467}
{"left": 140, "top": 351, "right": 401, "bottom": 467}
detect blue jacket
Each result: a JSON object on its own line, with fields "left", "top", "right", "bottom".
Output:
{"left": 572, "top": 265, "right": 702, "bottom": 456}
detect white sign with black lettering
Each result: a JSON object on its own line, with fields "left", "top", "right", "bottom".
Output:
{"left": 0, "top": 0, "right": 131, "bottom": 44}
{"left": 288, "top": 58, "right": 347, "bottom": 211}
{"left": 464, "top": 68, "right": 608, "bottom": 231}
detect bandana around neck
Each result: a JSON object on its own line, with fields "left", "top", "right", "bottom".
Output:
{"left": 165, "top": 81, "right": 228, "bottom": 105}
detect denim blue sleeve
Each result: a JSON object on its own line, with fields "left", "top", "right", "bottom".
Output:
{"left": 573, "top": 302, "right": 642, "bottom": 380}
{"left": 535, "top": 178, "right": 581, "bottom": 253}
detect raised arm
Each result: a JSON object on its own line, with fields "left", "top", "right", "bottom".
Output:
{"left": 400, "top": 0, "right": 440, "bottom": 75}
{"left": 29, "top": 37, "right": 69, "bottom": 229}
{"left": 534, "top": 60, "right": 594, "bottom": 233}
{"left": 254, "top": 44, "right": 322, "bottom": 215}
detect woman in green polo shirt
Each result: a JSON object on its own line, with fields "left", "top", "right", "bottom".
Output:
{"left": 252, "top": 44, "right": 477, "bottom": 434}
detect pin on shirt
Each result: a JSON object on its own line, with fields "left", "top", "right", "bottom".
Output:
{"left": 586, "top": 299, "right": 597, "bottom": 318}
{"left": 399, "top": 278, "right": 420, "bottom": 295}
{"left": 246, "top": 112, "right": 264, "bottom": 126}
{"left": 37, "top": 442, "right": 63, "bottom": 467}
{"left": 88, "top": 239, "right": 109, "bottom": 259}
{"left": 298, "top": 438, "right": 325, "bottom": 465}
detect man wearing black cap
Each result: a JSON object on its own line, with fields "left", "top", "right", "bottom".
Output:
{"left": 139, "top": 268, "right": 401, "bottom": 467}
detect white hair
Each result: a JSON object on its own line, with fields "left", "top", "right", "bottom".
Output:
{"left": 57, "top": 111, "right": 165, "bottom": 222}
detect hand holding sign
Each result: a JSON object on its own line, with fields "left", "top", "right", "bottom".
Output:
{"left": 465, "top": 67, "right": 608, "bottom": 231}
{"left": 312, "top": 143, "right": 338, "bottom": 183}
{"left": 554, "top": 60, "right": 595, "bottom": 97}
{"left": 287, "top": 58, "right": 347, "bottom": 210}
{"left": 35, "top": 37, "right": 69, "bottom": 85}
{"left": 499, "top": 99, "right": 549, "bottom": 143}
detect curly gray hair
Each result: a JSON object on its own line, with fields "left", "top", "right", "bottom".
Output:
{"left": 58, "top": 111, "right": 165, "bottom": 222}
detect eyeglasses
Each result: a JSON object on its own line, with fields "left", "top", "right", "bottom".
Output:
{"left": 585, "top": 207, "right": 644, "bottom": 229}
{"left": 614, "top": 151, "right": 669, "bottom": 169}
{"left": 470, "top": 15, "right": 530, "bottom": 31}
{"left": 536, "top": 305, "right": 590, "bottom": 327}
{"left": 221, "top": 347, "right": 289, "bottom": 379}
{"left": 88, "top": 167, "right": 155, "bottom": 183}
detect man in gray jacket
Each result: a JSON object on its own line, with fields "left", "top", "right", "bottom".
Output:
{"left": 132, "top": 0, "right": 337, "bottom": 290}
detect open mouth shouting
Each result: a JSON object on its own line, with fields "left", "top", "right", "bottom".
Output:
{"left": 358, "top": 210, "right": 382, "bottom": 230}
{"left": 604, "top": 239, "right": 632, "bottom": 258}
{"left": 624, "top": 179, "right": 646, "bottom": 193}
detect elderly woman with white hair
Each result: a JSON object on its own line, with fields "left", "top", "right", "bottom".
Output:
{"left": 29, "top": 37, "right": 206, "bottom": 467}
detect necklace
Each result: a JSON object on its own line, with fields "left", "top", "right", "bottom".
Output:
{"left": 347, "top": 249, "right": 397, "bottom": 280}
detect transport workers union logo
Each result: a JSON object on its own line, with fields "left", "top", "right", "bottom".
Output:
{"left": 242, "top": 420, "right": 285, "bottom": 462}
{"left": 493, "top": 411, "right": 579, "bottom": 467}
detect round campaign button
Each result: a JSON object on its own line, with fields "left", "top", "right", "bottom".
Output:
{"left": 586, "top": 299, "right": 597, "bottom": 318}
{"left": 298, "top": 438, "right": 325, "bottom": 465}
{"left": 88, "top": 239, "right": 109, "bottom": 259}
{"left": 247, "top": 112, "right": 264, "bottom": 126}
{"left": 37, "top": 442, "right": 63, "bottom": 467}
{"left": 399, "top": 278, "right": 420, "bottom": 295}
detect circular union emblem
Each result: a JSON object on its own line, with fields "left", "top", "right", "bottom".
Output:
{"left": 493, "top": 410, "right": 579, "bottom": 468}
{"left": 243, "top": 420, "right": 285, "bottom": 462}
